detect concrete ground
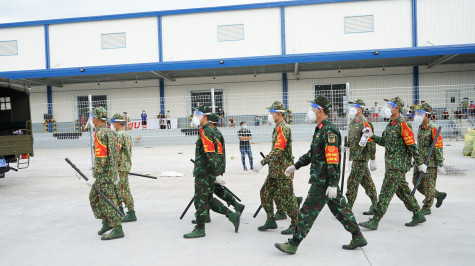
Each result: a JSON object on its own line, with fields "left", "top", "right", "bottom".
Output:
{"left": 1, "top": 142, "right": 474, "bottom": 266}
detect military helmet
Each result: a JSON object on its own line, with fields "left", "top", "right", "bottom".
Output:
{"left": 348, "top": 98, "right": 366, "bottom": 108}
{"left": 383, "top": 96, "right": 404, "bottom": 110}
{"left": 92, "top": 106, "right": 108, "bottom": 121}
{"left": 309, "top": 95, "right": 332, "bottom": 112}
{"left": 267, "top": 101, "right": 287, "bottom": 113}
{"left": 208, "top": 113, "right": 219, "bottom": 124}
{"left": 111, "top": 113, "right": 126, "bottom": 125}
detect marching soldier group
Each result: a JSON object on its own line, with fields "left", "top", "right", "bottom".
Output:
{"left": 81, "top": 94, "right": 447, "bottom": 255}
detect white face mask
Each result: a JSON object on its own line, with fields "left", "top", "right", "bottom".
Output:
{"left": 413, "top": 110, "right": 427, "bottom": 127}
{"left": 190, "top": 111, "right": 204, "bottom": 128}
{"left": 110, "top": 124, "right": 116, "bottom": 131}
{"left": 379, "top": 102, "right": 396, "bottom": 118}
{"left": 268, "top": 113, "right": 275, "bottom": 125}
{"left": 348, "top": 107, "right": 357, "bottom": 120}
{"left": 305, "top": 107, "right": 317, "bottom": 123}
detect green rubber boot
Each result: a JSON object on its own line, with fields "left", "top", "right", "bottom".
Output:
{"left": 97, "top": 220, "right": 113, "bottom": 235}
{"left": 191, "top": 215, "right": 211, "bottom": 224}
{"left": 234, "top": 202, "right": 245, "bottom": 213}
{"left": 281, "top": 225, "right": 296, "bottom": 235}
{"left": 297, "top": 197, "right": 303, "bottom": 209}
{"left": 228, "top": 211, "right": 241, "bottom": 233}
{"left": 342, "top": 234, "right": 368, "bottom": 250}
{"left": 436, "top": 192, "right": 447, "bottom": 208}
{"left": 274, "top": 211, "right": 287, "bottom": 221}
{"left": 363, "top": 204, "right": 376, "bottom": 215}
{"left": 421, "top": 208, "right": 431, "bottom": 215}
{"left": 405, "top": 211, "right": 426, "bottom": 227}
{"left": 122, "top": 211, "right": 137, "bottom": 223}
{"left": 183, "top": 227, "right": 206, "bottom": 239}
{"left": 274, "top": 238, "right": 300, "bottom": 255}
{"left": 359, "top": 218, "right": 380, "bottom": 230}
{"left": 101, "top": 225, "right": 124, "bottom": 240}
{"left": 258, "top": 218, "right": 278, "bottom": 231}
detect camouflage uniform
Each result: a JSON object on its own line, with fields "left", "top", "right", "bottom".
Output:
{"left": 413, "top": 103, "right": 445, "bottom": 210}
{"left": 347, "top": 99, "right": 378, "bottom": 210}
{"left": 112, "top": 113, "right": 134, "bottom": 212}
{"left": 291, "top": 96, "right": 363, "bottom": 245}
{"left": 260, "top": 102, "right": 299, "bottom": 227}
{"left": 369, "top": 97, "right": 423, "bottom": 222}
{"left": 89, "top": 107, "right": 122, "bottom": 228}
{"left": 191, "top": 107, "right": 235, "bottom": 229}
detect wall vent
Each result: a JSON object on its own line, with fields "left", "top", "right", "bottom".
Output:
{"left": 101, "top": 32, "right": 126, "bottom": 49}
{"left": 217, "top": 24, "right": 244, "bottom": 42}
{"left": 345, "top": 15, "right": 374, "bottom": 34}
{"left": 0, "top": 40, "right": 18, "bottom": 56}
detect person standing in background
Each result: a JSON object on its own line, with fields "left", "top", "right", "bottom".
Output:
{"left": 217, "top": 107, "right": 225, "bottom": 127}
{"left": 372, "top": 102, "right": 380, "bottom": 122}
{"left": 166, "top": 110, "right": 171, "bottom": 129}
{"left": 141, "top": 110, "right": 147, "bottom": 130}
{"left": 238, "top": 122, "right": 253, "bottom": 171}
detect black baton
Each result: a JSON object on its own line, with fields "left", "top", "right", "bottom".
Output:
{"left": 253, "top": 152, "right": 267, "bottom": 218}
{"left": 65, "top": 158, "right": 126, "bottom": 218}
{"left": 129, "top": 172, "right": 158, "bottom": 179}
{"left": 180, "top": 197, "right": 194, "bottom": 220}
{"left": 340, "top": 136, "right": 348, "bottom": 193}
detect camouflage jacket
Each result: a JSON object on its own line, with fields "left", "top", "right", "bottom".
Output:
{"left": 349, "top": 115, "right": 376, "bottom": 162}
{"left": 193, "top": 123, "right": 221, "bottom": 178}
{"left": 214, "top": 127, "right": 226, "bottom": 175}
{"left": 261, "top": 120, "right": 294, "bottom": 179}
{"left": 295, "top": 119, "right": 341, "bottom": 187}
{"left": 116, "top": 128, "right": 132, "bottom": 173}
{"left": 417, "top": 121, "right": 444, "bottom": 168}
{"left": 93, "top": 125, "right": 119, "bottom": 184}
{"left": 371, "top": 117, "right": 422, "bottom": 172}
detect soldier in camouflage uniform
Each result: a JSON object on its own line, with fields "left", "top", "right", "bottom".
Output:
{"left": 184, "top": 106, "right": 241, "bottom": 238}
{"left": 111, "top": 113, "right": 137, "bottom": 223}
{"left": 412, "top": 103, "right": 447, "bottom": 215}
{"left": 346, "top": 99, "right": 378, "bottom": 215}
{"left": 190, "top": 113, "right": 245, "bottom": 224}
{"left": 275, "top": 95, "right": 366, "bottom": 255}
{"left": 88, "top": 107, "right": 124, "bottom": 240}
{"left": 359, "top": 96, "right": 427, "bottom": 230}
{"left": 253, "top": 101, "right": 299, "bottom": 235}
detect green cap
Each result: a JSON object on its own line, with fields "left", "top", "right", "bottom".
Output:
{"left": 208, "top": 113, "right": 219, "bottom": 123}
{"left": 384, "top": 96, "right": 405, "bottom": 110}
{"left": 92, "top": 106, "right": 108, "bottom": 121}
{"left": 267, "top": 101, "right": 287, "bottom": 112}
{"left": 419, "top": 103, "right": 433, "bottom": 114}
{"left": 193, "top": 105, "right": 212, "bottom": 114}
{"left": 348, "top": 98, "right": 366, "bottom": 107}
{"left": 111, "top": 113, "right": 126, "bottom": 125}
{"left": 309, "top": 95, "right": 332, "bottom": 112}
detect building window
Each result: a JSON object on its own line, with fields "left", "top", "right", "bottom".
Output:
{"left": 344, "top": 15, "right": 374, "bottom": 34}
{"left": 191, "top": 90, "right": 223, "bottom": 114}
{"left": 77, "top": 95, "right": 108, "bottom": 120}
{"left": 101, "top": 32, "right": 126, "bottom": 49}
{"left": 315, "top": 84, "right": 347, "bottom": 118}
{"left": 0, "top": 97, "right": 11, "bottom": 111}
{"left": 0, "top": 40, "right": 18, "bottom": 56}
{"left": 217, "top": 24, "right": 244, "bottom": 42}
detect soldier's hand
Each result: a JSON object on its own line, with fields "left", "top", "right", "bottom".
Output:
{"left": 437, "top": 166, "right": 446, "bottom": 175}
{"left": 86, "top": 178, "right": 95, "bottom": 187}
{"left": 341, "top": 146, "right": 348, "bottom": 153}
{"left": 285, "top": 165, "right": 296, "bottom": 177}
{"left": 253, "top": 162, "right": 264, "bottom": 173}
{"left": 418, "top": 164, "right": 428, "bottom": 173}
{"left": 325, "top": 186, "right": 338, "bottom": 199}
{"left": 216, "top": 175, "right": 226, "bottom": 185}
{"left": 362, "top": 127, "right": 373, "bottom": 137}
{"left": 370, "top": 160, "right": 377, "bottom": 171}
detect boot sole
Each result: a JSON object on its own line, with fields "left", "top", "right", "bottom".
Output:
{"left": 183, "top": 234, "right": 206, "bottom": 239}
{"left": 191, "top": 219, "right": 211, "bottom": 224}
{"left": 358, "top": 223, "right": 378, "bottom": 230}
{"left": 274, "top": 243, "right": 296, "bottom": 255}
{"left": 98, "top": 228, "right": 113, "bottom": 235}
{"left": 281, "top": 230, "right": 294, "bottom": 235}
{"left": 101, "top": 234, "right": 124, "bottom": 240}
{"left": 362, "top": 211, "right": 375, "bottom": 215}
{"left": 436, "top": 194, "right": 447, "bottom": 208}
{"left": 233, "top": 212, "right": 241, "bottom": 233}
{"left": 122, "top": 218, "right": 137, "bottom": 223}
{"left": 342, "top": 241, "right": 368, "bottom": 250}
{"left": 275, "top": 217, "right": 287, "bottom": 221}
{"left": 258, "top": 225, "right": 278, "bottom": 231}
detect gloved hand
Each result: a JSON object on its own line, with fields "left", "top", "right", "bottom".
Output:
{"left": 86, "top": 178, "right": 95, "bottom": 187}
{"left": 362, "top": 127, "right": 373, "bottom": 137}
{"left": 370, "top": 160, "right": 377, "bottom": 171}
{"left": 216, "top": 175, "right": 226, "bottom": 185}
{"left": 342, "top": 146, "right": 348, "bottom": 153}
{"left": 285, "top": 165, "right": 296, "bottom": 177}
{"left": 253, "top": 162, "right": 264, "bottom": 173}
{"left": 437, "top": 166, "right": 446, "bottom": 175}
{"left": 418, "top": 164, "right": 428, "bottom": 173}
{"left": 325, "top": 186, "right": 338, "bottom": 199}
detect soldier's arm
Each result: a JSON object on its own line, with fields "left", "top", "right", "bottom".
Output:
{"left": 261, "top": 126, "right": 289, "bottom": 165}
{"left": 370, "top": 134, "right": 385, "bottom": 147}
{"left": 221, "top": 136, "right": 226, "bottom": 174}
{"left": 324, "top": 130, "right": 340, "bottom": 187}
{"left": 432, "top": 127, "right": 444, "bottom": 167}
{"left": 402, "top": 122, "right": 423, "bottom": 165}
{"left": 369, "top": 122, "right": 376, "bottom": 160}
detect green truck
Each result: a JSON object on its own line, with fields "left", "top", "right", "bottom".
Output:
{"left": 0, "top": 78, "right": 33, "bottom": 178}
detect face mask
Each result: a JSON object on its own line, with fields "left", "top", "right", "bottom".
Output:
{"left": 305, "top": 107, "right": 317, "bottom": 123}
{"left": 413, "top": 110, "right": 427, "bottom": 127}
{"left": 191, "top": 111, "right": 205, "bottom": 128}
{"left": 243, "top": 125, "right": 247, "bottom": 129}
{"left": 268, "top": 113, "right": 275, "bottom": 125}
{"left": 348, "top": 107, "right": 357, "bottom": 120}
{"left": 110, "top": 124, "right": 116, "bottom": 131}
{"left": 379, "top": 102, "right": 396, "bottom": 118}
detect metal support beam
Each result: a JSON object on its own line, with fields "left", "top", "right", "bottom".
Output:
{"left": 47, "top": 85, "right": 53, "bottom": 115}
{"left": 412, "top": 0, "right": 417, "bottom": 47}
{"left": 280, "top": 6, "right": 286, "bottom": 55}
{"left": 151, "top": 71, "right": 174, "bottom": 81}
{"left": 159, "top": 79, "right": 165, "bottom": 115}
{"left": 427, "top": 54, "right": 458, "bottom": 69}
{"left": 293, "top": 63, "right": 299, "bottom": 76}
{"left": 21, "top": 78, "right": 63, "bottom": 88}
{"left": 282, "top": 73, "right": 288, "bottom": 108}
{"left": 413, "top": 66, "right": 419, "bottom": 105}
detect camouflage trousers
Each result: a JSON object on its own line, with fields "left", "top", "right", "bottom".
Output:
{"left": 346, "top": 160, "right": 378, "bottom": 209}
{"left": 293, "top": 184, "right": 360, "bottom": 243}
{"left": 260, "top": 176, "right": 299, "bottom": 226}
{"left": 214, "top": 183, "right": 237, "bottom": 207}
{"left": 116, "top": 172, "right": 134, "bottom": 211}
{"left": 413, "top": 167, "right": 440, "bottom": 209}
{"left": 194, "top": 176, "right": 233, "bottom": 229}
{"left": 89, "top": 181, "right": 122, "bottom": 228}
{"left": 373, "top": 170, "right": 420, "bottom": 220}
